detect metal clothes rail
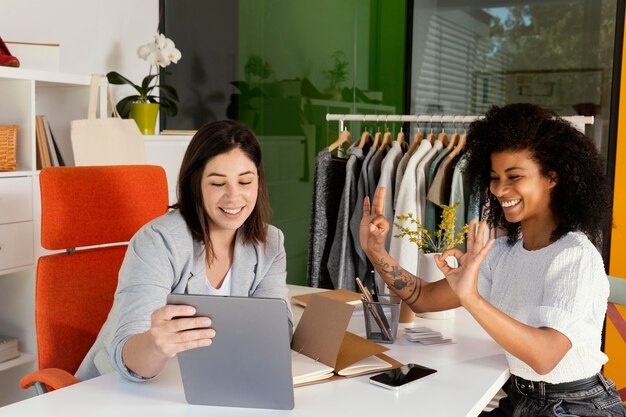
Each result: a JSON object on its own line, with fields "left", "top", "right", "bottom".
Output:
{"left": 325, "top": 113, "right": 594, "bottom": 133}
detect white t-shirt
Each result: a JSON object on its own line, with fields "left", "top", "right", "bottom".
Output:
{"left": 478, "top": 231, "right": 609, "bottom": 383}
{"left": 205, "top": 267, "right": 232, "bottom": 296}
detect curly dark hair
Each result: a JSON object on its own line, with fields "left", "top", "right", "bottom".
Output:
{"left": 464, "top": 103, "right": 611, "bottom": 248}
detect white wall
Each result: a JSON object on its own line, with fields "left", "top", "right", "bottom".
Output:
{"left": 0, "top": 0, "right": 158, "bottom": 102}
{"left": 0, "top": 0, "right": 158, "bottom": 406}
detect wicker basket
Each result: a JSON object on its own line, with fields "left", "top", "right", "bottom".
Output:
{"left": 0, "top": 125, "right": 18, "bottom": 171}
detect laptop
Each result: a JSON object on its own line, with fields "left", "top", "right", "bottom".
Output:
{"left": 167, "top": 293, "right": 295, "bottom": 410}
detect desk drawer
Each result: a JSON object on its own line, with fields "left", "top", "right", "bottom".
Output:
{"left": 0, "top": 177, "right": 33, "bottom": 224}
{"left": 0, "top": 222, "right": 34, "bottom": 271}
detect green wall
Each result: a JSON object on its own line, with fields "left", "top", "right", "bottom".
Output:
{"left": 236, "top": 0, "right": 407, "bottom": 285}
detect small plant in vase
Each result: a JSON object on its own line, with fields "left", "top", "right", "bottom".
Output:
{"left": 323, "top": 50, "right": 349, "bottom": 100}
{"left": 394, "top": 204, "right": 469, "bottom": 319}
{"left": 106, "top": 34, "right": 181, "bottom": 134}
{"left": 394, "top": 203, "right": 468, "bottom": 254}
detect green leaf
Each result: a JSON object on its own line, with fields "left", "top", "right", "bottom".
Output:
{"left": 158, "top": 84, "right": 179, "bottom": 102}
{"left": 158, "top": 96, "right": 178, "bottom": 117}
{"left": 106, "top": 71, "right": 139, "bottom": 90}
{"left": 116, "top": 95, "right": 139, "bottom": 119}
{"left": 141, "top": 74, "right": 159, "bottom": 95}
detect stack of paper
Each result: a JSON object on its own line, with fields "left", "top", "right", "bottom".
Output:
{"left": 404, "top": 327, "right": 454, "bottom": 345}
{"left": 0, "top": 335, "right": 19, "bottom": 363}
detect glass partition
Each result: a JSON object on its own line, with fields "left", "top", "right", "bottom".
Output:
{"left": 409, "top": 0, "right": 617, "bottom": 158}
{"left": 162, "top": 0, "right": 407, "bottom": 285}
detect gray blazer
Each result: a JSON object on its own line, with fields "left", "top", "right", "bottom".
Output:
{"left": 75, "top": 210, "right": 292, "bottom": 381}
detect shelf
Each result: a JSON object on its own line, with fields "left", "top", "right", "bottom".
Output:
{"left": 0, "top": 66, "right": 104, "bottom": 87}
{"left": 0, "top": 352, "right": 36, "bottom": 372}
{"left": 0, "top": 171, "right": 33, "bottom": 179}
{"left": 0, "top": 264, "right": 34, "bottom": 277}
{"left": 144, "top": 134, "right": 194, "bottom": 142}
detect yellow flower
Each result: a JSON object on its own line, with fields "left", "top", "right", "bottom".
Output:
{"left": 395, "top": 202, "right": 469, "bottom": 254}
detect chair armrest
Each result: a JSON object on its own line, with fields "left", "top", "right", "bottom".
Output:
{"left": 20, "top": 368, "right": 80, "bottom": 393}
{"left": 607, "top": 302, "right": 626, "bottom": 343}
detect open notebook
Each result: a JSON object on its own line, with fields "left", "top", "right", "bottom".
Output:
{"left": 290, "top": 294, "right": 400, "bottom": 386}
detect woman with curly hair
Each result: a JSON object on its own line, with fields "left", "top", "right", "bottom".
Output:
{"left": 360, "top": 103, "right": 625, "bottom": 416}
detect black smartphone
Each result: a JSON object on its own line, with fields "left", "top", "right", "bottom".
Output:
{"left": 369, "top": 363, "right": 437, "bottom": 390}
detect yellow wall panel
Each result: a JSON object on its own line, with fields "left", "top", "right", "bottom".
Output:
{"left": 605, "top": 9, "right": 626, "bottom": 401}
{"left": 604, "top": 304, "right": 626, "bottom": 401}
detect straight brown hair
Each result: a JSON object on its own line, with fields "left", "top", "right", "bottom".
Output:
{"left": 172, "top": 120, "right": 271, "bottom": 263}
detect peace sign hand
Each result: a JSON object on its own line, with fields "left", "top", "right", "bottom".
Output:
{"left": 434, "top": 219, "right": 494, "bottom": 306}
{"left": 359, "top": 187, "right": 389, "bottom": 257}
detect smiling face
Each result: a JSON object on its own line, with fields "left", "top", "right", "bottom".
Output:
{"left": 201, "top": 148, "right": 259, "bottom": 234}
{"left": 489, "top": 149, "right": 557, "bottom": 226}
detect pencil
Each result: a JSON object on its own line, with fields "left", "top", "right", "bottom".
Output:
{"left": 355, "top": 278, "right": 393, "bottom": 341}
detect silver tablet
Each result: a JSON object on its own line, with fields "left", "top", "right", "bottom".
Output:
{"left": 167, "top": 293, "right": 294, "bottom": 410}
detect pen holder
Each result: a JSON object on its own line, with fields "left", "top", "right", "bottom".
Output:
{"left": 362, "top": 295, "right": 400, "bottom": 344}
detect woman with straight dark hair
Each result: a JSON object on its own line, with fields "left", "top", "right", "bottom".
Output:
{"left": 76, "top": 120, "right": 292, "bottom": 381}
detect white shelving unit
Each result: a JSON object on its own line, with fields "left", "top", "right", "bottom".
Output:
{"left": 0, "top": 67, "right": 106, "bottom": 375}
{"left": 0, "top": 353, "right": 36, "bottom": 373}
{"left": 0, "top": 67, "right": 106, "bottom": 274}
{"left": 144, "top": 134, "right": 193, "bottom": 205}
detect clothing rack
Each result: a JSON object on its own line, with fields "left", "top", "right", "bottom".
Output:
{"left": 325, "top": 113, "right": 594, "bottom": 134}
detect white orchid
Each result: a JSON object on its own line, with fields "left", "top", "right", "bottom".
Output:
{"left": 108, "top": 33, "right": 182, "bottom": 118}
{"left": 136, "top": 33, "right": 182, "bottom": 68}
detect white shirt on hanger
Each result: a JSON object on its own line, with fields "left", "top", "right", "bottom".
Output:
{"left": 415, "top": 140, "right": 443, "bottom": 228}
{"left": 374, "top": 141, "right": 404, "bottom": 292}
{"left": 389, "top": 140, "right": 432, "bottom": 276}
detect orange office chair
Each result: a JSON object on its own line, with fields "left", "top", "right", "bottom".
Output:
{"left": 19, "top": 165, "right": 169, "bottom": 394}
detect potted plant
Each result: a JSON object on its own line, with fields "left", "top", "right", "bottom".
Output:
{"left": 394, "top": 203, "right": 469, "bottom": 319}
{"left": 323, "top": 50, "right": 349, "bottom": 100}
{"left": 244, "top": 55, "right": 272, "bottom": 84}
{"left": 225, "top": 81, "right": 264, "bottom": 129}
{"left": 106, "top": 33, "right": 181, "bottom": 134}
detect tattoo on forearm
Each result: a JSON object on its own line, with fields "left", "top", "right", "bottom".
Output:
{"left": 375, "top": 257, "right": 420, "bottom": 305}
{"left": 406, "top": 281, "right": 423, "bottom": 307}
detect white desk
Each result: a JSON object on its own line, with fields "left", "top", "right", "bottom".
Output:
{"left": 0, "top": 285, "right": 509, "bottom": 417}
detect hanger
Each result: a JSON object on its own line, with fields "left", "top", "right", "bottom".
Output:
{"left": 437, "top": 116, "right": 448, "bottom": 147}
{"left": 396, "top": 127, "right": 405, "bottom": 145}
{"left": 396, "top": 127, "right": 408, "bottom": 152}
{"left": 448, "top": 132, "right": 466, "bottom": 159}
{"left": 358, "top": 129, "right": 371, "bottom": 149}
{"left": 448, "top": 118, "right": 467, "bottom": 160}
{"left": 372, "top": 129, "right": 382, "bottom": 149}
{"left": 377, "top": 116, "right": 391, "bottom": 152}
{"left": 426, "top": 118, "right": 436, "bottom": 144}
{"left": 328, "top": 128, "right": 352, "bottom": 153}
{"left": 437, "top": 131, "right": 448, "bottom": 147}
{"left": 408, "top": 127, "right": 423, "bottom": 156}
{"left": 447, "top": 116, "right": 460, "bottom": 151}
{"left": 378, "top": 131, "right": 392, "bottom": 152}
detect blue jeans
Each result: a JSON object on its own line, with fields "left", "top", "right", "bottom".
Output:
{"left": 480, "top": 374, "right": 626, "bottom": 417}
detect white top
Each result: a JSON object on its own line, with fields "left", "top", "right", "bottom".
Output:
{"left": 389, "top": 140, "right": 432, "bottom": 275}
{"left": 205, "top": 267, "right": 233, "bottom": 296}
{"left": 478, "top": 232, "right": 609, "bottom": 383}
{"left": 374, "top": 142, "right": 404, "bottom": 292}
{"left": 415, "top": 140, "right": 443, "bottom": 226}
